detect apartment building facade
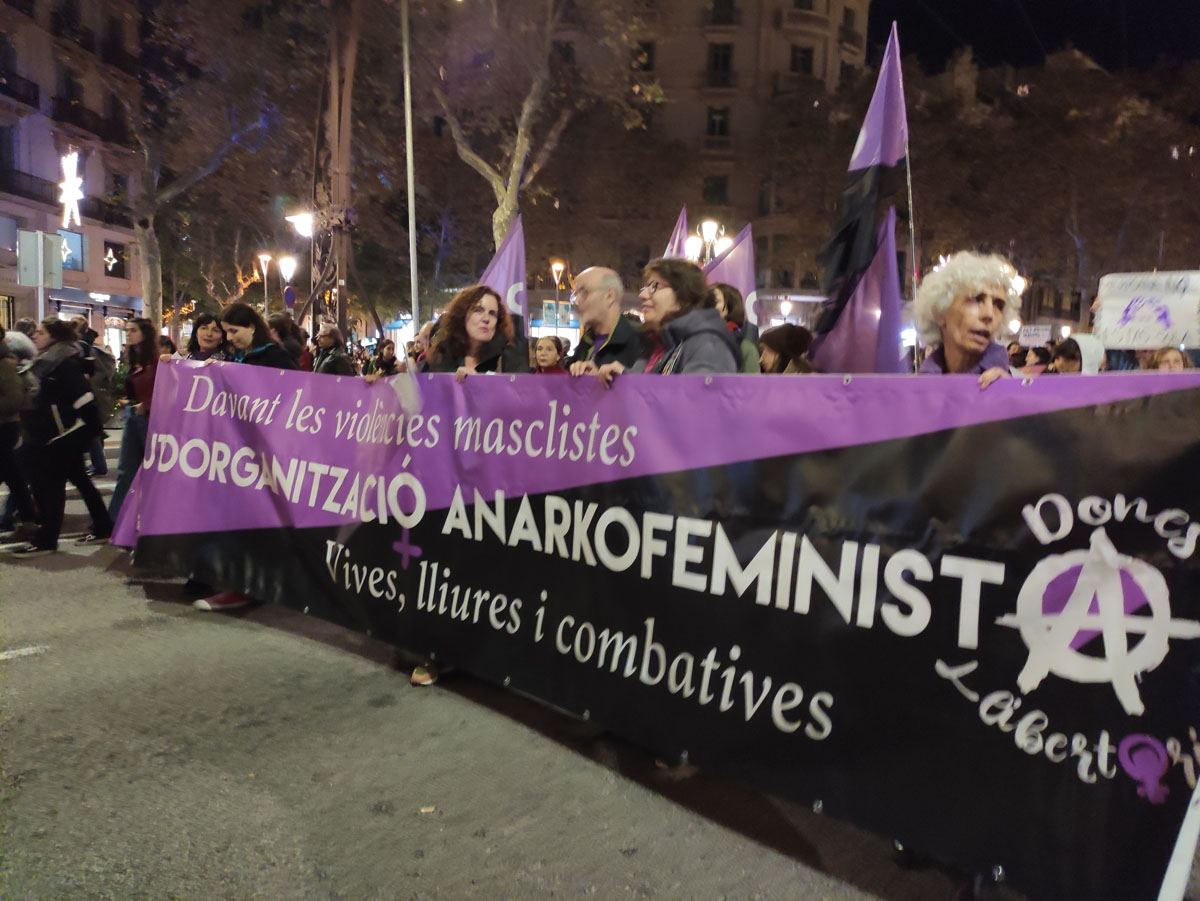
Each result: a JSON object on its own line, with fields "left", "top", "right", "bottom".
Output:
{"left": 0, "top": 0, "right": 141, "bottom": 349}
{"left": 649, "top": 0, "right": 871, "bottom": 289}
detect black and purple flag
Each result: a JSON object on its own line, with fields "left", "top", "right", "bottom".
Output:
{"left": 810, "top": 22, "right": 908, "bottom": 374}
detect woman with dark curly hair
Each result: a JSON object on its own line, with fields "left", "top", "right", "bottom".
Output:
{"left": 426, "top": 285, "right": 528, "bottom": 381}
{"left": 365, "top": 339, "right": 401, "bottom": 377}
{"left": 182, "top": 312, "right": 231, "bottom": 362}
{"left": 586, "top": 258, "right": 738, "bottom": 387}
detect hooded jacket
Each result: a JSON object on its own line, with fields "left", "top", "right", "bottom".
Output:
{"left": 635, "top": 307, "right": 740, "bottom": 375}
{"left": 22, "top": 341, "right": 100, "bottom": 446}
{"left": 0, "top": 339, "right": 23, "bottom": 423}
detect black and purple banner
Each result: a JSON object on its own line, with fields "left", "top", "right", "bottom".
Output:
{"left": 122, "top": 361, "right": 1200, "bottom": 900}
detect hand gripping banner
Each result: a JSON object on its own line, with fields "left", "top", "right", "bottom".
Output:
{"left": 121, "top": 360, "right": 1200, "bottom": 901}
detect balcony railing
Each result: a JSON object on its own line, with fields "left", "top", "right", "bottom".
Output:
{"left": 781, "top": 9, "right": 826, "bottom": 29}
{"left": 81, "top": 196, "right": 131, "bottom": 228}
{"left": 104, "top": 115, "right": 132, "bottom": 146}
{"left": 3, "top": 0, "right": 36, "bottom": 17}
{"left": 52, "top": 96, "right": 107, "bottom": 136}
{"left": 0, "top": 168, "right": 58, "bottom": 206}
{"left": 0, "top": 69, "right": 39, "bottom": 109}
{"left": 700, "top": 6, "right": 741, "bottom": 27}
{"left": 703, "top": 69, "right": 738, "bottom": 88}
{"left": 839, "top": 24, "right": 864, "bottom": 50}
{"left": 50, "top": 10, "right": 96, "bottom": 52}
{"left": 100, "top": 38, "right": 138, "bottom": 75}
{"left": 0, "top": 167, "right": 132, "bottom": 226}
{"left": 702, "top": 135, "right": 733, "bottom": 152}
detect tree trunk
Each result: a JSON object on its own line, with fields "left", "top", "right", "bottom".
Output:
{"left": 135, "top": 217, "right": 164, "bottom": 330}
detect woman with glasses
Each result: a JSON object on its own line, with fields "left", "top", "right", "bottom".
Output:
{"left": 589, "top": 259, "right": 738, "bottom": 387}
{"left": 426, "top": 285, "right": 529, "bottom": 381}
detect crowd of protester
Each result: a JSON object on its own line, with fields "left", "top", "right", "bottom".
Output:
{"left": 1, "top": 253, "right": 1194, "bottom": 571}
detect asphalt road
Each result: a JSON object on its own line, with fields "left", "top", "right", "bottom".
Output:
{"left": 0, "top": 438, "right": 1189, "bottom": 900}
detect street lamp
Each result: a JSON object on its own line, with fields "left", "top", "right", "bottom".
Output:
{"left": 684, "top": 235, "right": 703, "bottom": 262}
{"left": 258, "top": 252, "right": 272, "bottom": 311}
{"left": 696, "top": 219, "right": 726, "bottom": 264}
{"left": 780, "top": 300, "right": 792, "bottom": 319}
{"left": 550, "top": 260, "right": 565, "bottom": 337}
{"left": 278, "top": 255, "right": 297, "bottom": 284}
{"left": 285, "top": 213, "right": 314, "bottom": 238}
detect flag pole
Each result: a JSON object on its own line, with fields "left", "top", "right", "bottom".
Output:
{"left": 897, "top": 36, "right": 921, "bottom": 374}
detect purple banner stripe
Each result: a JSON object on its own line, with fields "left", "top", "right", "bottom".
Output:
{"left": 125, "top": 360, "right": 1200, "bottom": 539}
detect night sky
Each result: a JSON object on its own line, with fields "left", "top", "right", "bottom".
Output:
{"left": 868, "top": 0, "right": 1200, "bottom": 72}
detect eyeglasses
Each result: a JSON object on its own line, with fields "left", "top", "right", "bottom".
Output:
{"left": 569, "top": 287, "right": 589, "bottom": 305}
{"left": 640, "top": 280, "right": 665, "bottom": 296}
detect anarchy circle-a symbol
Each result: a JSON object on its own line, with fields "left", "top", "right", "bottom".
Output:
{"left": 996, "top": 527, "right": 1200, "bottom": 716}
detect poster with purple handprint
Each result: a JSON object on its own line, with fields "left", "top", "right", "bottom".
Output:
{"left": 1095, "top": 270, "right": 1200, "bottom": 349}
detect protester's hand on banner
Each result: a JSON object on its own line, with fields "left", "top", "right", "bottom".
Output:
{"left": 597, "top": 361, "right": 625, "bottom": 388}
{"left": 979, "top": 366, "right": 1010, "bottom": 390}
{"left": 455, "top": 364, "right": 476, "bottom": 384}
{"left": 570, "top": 361, "right": 597, "bottom": 377}
{"left": 363, "top": 373, "right": 381, "bottom": 385}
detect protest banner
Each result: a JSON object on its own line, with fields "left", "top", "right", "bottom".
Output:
{"left": 1095, "top": 271, "right": 1200, "bottom": 349}
{"left": 1019, "top": 324, "right": 1052, "bottom": 346}
{"left": 120, "top": 361, "right": 1200, "bottom": 901}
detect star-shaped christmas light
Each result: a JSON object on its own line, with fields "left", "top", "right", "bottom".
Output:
{"left": 59, "top": 150, "right": 83, "bottom": 228}
{"left": 61, "top": 239, "right": 72, "bottom": 264}
{"left": 103, "top": 247, "right": 118, "bottom": 271}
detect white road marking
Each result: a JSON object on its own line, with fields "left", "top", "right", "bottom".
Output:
{"left": 0, "top": 646, "right": 49, "bottom": 661}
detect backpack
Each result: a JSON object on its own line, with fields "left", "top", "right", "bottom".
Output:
{"left": 84, "top": 343, "right": 117, "bottom": 422}
{"left": 14, "top": 360, "right": 39, "bottom": 412}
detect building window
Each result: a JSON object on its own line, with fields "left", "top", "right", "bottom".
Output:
{"left": 702, "top": 175, "right": 729, "bottom": 205}
{"left": 790, "top": 45, "right": 814, "bottom": 75}
{"left": 757, "top": 177, "right": 772, "bottom": 216}
{"left": 58, "top": 229, "right": 83, "bottom": 271}
{"left": 842, "top": 7, "right": 856, "bottom": 28}
{"left": 634, "top": 41, "right": 655, "bottom": 72}
{"left": 0, "top": 125, "right": 16, "bottom": 171}
{"left": 708, "top": 43, "right": 733, "bottom": 73}
{"left": 840, "top": 61, "right": 856, "bottom": 86}
{"left": 554, "top": 41, "right": 575, "bottom": 65}
{"left": 793, "top": 0, "right": 814, "bottom": 9}
{"left": 0, "top": 215, "right": 16, "bottom": 252}
{"left": 711, "top": 0, "right": 736, "bottom": 25}
{"left": 706, "top": 107, "right": 730, "bottom": 137}
{"left": 103, "top": 240, "right": 127, "bottom": 279}
{"left": 0, "top": 294, "right": 12, "bottom": 330}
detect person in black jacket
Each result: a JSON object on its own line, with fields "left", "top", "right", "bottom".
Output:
{"left": 566, "top": 267, "right": 642, "bottom": 374}
{"left": 426, "top": 285, "right": 529, "bottom": 381}
{"left": 219, "top": 303, "right": 299, "bottom": 370}
{"left": 313, "top": 324, "right": 357, "bottom": 376}
{"left": 6, "top": 319, "right": 111, "bottom": 557}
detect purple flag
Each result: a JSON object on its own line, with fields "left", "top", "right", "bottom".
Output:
{"left": 663, "top": 206, "right": 689, "bottom": 260}
{"left": 810, "top": 207, "right": 906, "bottom": 374}
{"left": 848, "top": 22, "right": 907, "bottom": 173}
{"left": 480, "top": 214, "right": 527, "bottom": 321}
{"left": 703, "top": 224, "right": 758, "bottom": 327}
{"left": 813, "top": 21, "right": 909, "bottom": 371}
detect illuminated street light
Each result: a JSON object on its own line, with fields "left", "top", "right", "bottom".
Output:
{"left": 780, "top": 300, "right": 792, "bottom": 317}
{"left": 259, "top": 252, "right": 273, "bottom": 311}
{"left": 278, "top": 256, "right": 297, "bottom": 283}
{"left": 684, "top": 235, "right": 703, "bottom": 262}
{"left": 1009, "top": 318, "right": 1022, "bottom": 334}
{"left": 286, "top": 213, "right": 314, "bottom": 238}
{"left": 695, "top": 219, "right": 726, "bottom": 264}
{"left": 1060, "top": 325, "right": 1072, "bottom": 339}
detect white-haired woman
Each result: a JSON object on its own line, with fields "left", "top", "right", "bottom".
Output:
{"left": 913, "top": 251, "right": 1019, "bottom": 388}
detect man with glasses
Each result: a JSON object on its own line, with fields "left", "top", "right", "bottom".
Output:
{"left": 566, "top": 267, "right": 643, "bottom": 375}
